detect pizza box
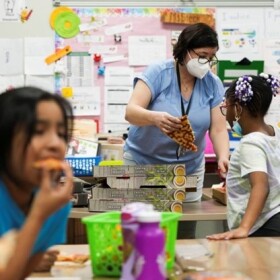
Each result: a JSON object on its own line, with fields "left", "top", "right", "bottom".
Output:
{"left": 88, "top": 198, "right": 183, "bottom": 213}
{"left": 91, "top": 187, "right": 186, "bottom": 201}
{"left": 92, "top": 164, "right": 186, "bottom": 177}
{"left": 212, "top": 183, "right": 227, "bottom": 205}
{"left": 105, "top": 175, "right": 197, "bottom": 189}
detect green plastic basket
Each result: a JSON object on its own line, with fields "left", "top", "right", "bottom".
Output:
{"left": 82, "top": 211, "right": 181, "bottom": 277}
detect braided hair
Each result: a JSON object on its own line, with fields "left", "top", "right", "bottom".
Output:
{"left": 225, "top": 73, "right": 280, "bottom": 117}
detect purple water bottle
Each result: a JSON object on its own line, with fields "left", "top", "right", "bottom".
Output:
{"left": 121, "top": 203, "right": 154, "bottom": 280}
{"left": 134, "top": 211, "right": 166, "bottom": 280}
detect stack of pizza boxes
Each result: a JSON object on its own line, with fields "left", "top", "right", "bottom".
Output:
{"left": 88, "top": 164, "right": 197, "bottom": 213}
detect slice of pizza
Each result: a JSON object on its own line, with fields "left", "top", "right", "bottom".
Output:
{"left": 33, "top": 158, "right": 64, "bottom": 170}
{"left": 56, "top": 253, "right": 90, "bottom": 264}
{"left": 167, "top": 115, "right": 197, "bottom": 152}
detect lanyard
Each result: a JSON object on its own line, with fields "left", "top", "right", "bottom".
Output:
{"left": 176, "top": 61, "right": 193, "bottom": 116}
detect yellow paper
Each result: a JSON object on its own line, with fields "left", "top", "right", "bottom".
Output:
{"left": 61, "top": 87, "right": 73, "bottom": 98}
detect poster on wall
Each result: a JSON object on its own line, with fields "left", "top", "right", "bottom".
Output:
{"left": 128, "top": 36, "right": 166, "bottom": 66}
{"left": 216, "top": 8, "right": 264, "bottom": 56}
{"left": 264, "top": 8, "right": 280, "bottom": 39}
{"left": 0, "top": 0, "right": 25, "bottom": 22}
{"left": 263, "top": 40, "right": 280, "bottom": 77}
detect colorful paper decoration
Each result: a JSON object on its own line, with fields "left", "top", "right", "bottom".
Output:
{"left": 54, "top": 11, "right": 81, "bottom": 39}
{"left": 49, "top": 7, "right": 73, "bottom": 29}
{"left": 45, "top": 46, "right": 72, "bottom": 65}
{"left": 97, "top": 65, "right": 106, "bottom": 76}
{"left": 160, "top": 12, "right": 215, "bottom": 27}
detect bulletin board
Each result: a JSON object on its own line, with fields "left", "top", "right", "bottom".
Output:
{"left": 54, "top": 7, "right": 215, "bottom": 133}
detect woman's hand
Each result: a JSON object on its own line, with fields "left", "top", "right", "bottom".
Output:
{"left": 154, "top": 112, "right": 182, "bottom": 134}
{"left": 206, "top": 227, "right": 249, "bottom": 240}
{"left": 33, "top": 250, "right": 59, "bottom": 272}
{"left": 217, "top": 157, "right": 229, "bottom": 174}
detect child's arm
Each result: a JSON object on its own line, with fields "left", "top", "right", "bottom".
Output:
{"left": 238, "top": 171, "right": 268, "bottom": 233}
{"left": 0, "top": 214, "right": 46, "bottom": 279}
{"left": 0, "top": 163, "right": 73, "bottom": 279}
{"left": 207, "top": 171, "right": 268, "bottom": 240}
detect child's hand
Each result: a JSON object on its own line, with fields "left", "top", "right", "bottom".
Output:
{"left": 33, "top": 250, "right": 59, "bottom": 272}
{"left": 30, "top": 162, "right": 73, "bottom": 222}
{"left": 206, "top": 227, "right": 249, "bottom": 240}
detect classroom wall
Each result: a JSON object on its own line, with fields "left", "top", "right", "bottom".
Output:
{"left": 1, "top": 1, "right": 279, "bottom": 133}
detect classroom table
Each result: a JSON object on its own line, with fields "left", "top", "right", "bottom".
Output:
{"left": 67, "top": 188, "right": 227, "bottom": 244}
{"left": 29, "top": 237, "right": 280, "bottom": 280}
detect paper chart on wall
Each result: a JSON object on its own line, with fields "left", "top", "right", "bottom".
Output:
{"left": 104, "top": 86, "right": 132, "bottom": 122}
{"left": 263, "top": 40, "right": 280, "bottom": 77}
{"left": 104, "top": 103, "right": 127, "bottom": 123}
{"left": 104, "top": 67, "right": 134, "bottom": 86}
{"left": 128, "top": 36, "right": 166, "bottom": 66}
{"left": 265, "top": 95, "right": 280, "bottom": 128}
{"left": 264, "top": 8, "right": 280, "bottom": 39}
{"left": 61, "top": 54, "right": 94, "bottom": 87}
{"left": 216, "top": 8, "right": 264, "bottom": 54}
{"left": 24, "top": 37, "right": 54, "bottom": 75}
{"left": 0, "top": 0, "right": 25, "bottom": 22}
{"left": 105, "top": 86, "right": 132, "bottom": 104}
{"left": 67, "top": 86, "right": 101, "bottom": 116}
{"left": 0, "top": 38, "right": 23, "bottom": 75}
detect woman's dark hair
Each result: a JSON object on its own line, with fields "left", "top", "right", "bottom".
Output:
{"left": 173, "top": 22, "right": 219, "bottom": 64}
{"left": 0, "top": 87, "right": 74, "bottom": 173}
{"left": 225, "top": 75, "right": 274, "bottom": 118}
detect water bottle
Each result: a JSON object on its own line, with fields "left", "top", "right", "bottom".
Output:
{"left": 121, "top": 202, "right": 154, "bottom": 280}
{"left": 134, "top": 211, "right": 166, "bottom": 280}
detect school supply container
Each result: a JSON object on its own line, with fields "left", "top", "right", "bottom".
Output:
{"left": 65, "top": 156, "right": 102, "bottom": 176}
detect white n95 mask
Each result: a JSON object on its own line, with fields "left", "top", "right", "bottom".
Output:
{"left": 186, "top": 57, "right": 210, "bottom": 79}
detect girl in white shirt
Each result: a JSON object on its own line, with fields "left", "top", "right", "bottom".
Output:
{"left": 208, "top": 73, "right": 280, "bottom": 240}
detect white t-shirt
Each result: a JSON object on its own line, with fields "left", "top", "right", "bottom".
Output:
{"left": 227, "top": 126, "right": 280, "bottom": 234}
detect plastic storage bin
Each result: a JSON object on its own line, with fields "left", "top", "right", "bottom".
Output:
{"left": 82, "top": 211, "right": 181, "bottom": 277}
{"left": 65, "top": 156, "right": 102, "bottom": 176}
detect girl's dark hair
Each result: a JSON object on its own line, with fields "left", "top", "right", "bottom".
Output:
{"left": 173, "top": 22, "right": 219, "bottom": 64}
{"left": 225, "top": 75, "right": 274, "bottom": 118}
{"left": 0, "top": 87, "right": 74, "bottom": 173}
